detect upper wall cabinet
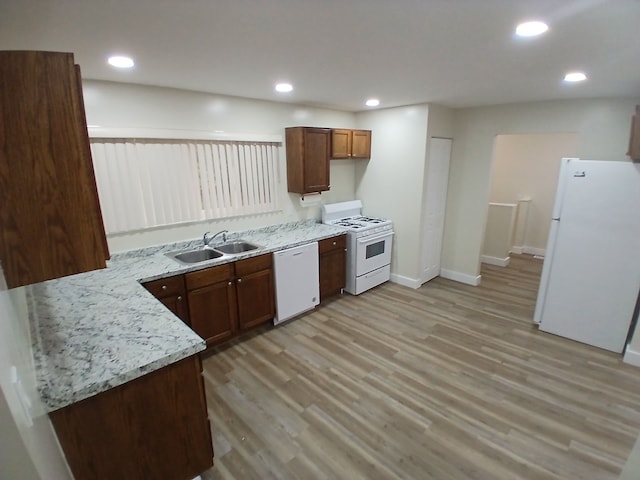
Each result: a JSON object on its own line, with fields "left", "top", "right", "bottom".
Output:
{"left": 628, "top": 105, "right": 640, "bottom": 161}
{"left": 331, "top": 129, "right": 372, "bottom": 159}
{"left": 285, "top": 127, "right": 331, "bottom": 194}
{"left": 0, "top": 51, "right": 109, "bottom": 288}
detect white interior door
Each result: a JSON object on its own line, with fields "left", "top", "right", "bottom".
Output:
{"left": 421, "top": 138, "right": 452, "bottom": 284}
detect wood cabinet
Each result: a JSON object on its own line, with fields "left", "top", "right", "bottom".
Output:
{"left": 186, "top": 254, "right": 275, "bottom": 347}
{"left": 142, "top": 275, "right": 189, "bottom": 325}
{"left": 186, "top": 263, "right": 237, "bottom": 346}
{"left": 331, "top": 129, "right": 372, "bottom": 159}
{"left": 235, "top": 254, "right": 276, "bottom": 330}
{"left": 285, "top": 127, "right": 331, "bottom": 194}
{"left": 628, "top": 105, "right": 640, "bottom": 161}
{"left": 318, "top": 234, "right": 347, "bottom": 300}
{"left": 0, "top": 51, "right": 109, "bottom": 288}
{"left": 50, "top": 355, "right": 214, "bottom": 480}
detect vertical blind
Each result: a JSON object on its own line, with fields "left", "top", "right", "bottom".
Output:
{"left": 90, "top": 139, "right": 281, "bottom": 234}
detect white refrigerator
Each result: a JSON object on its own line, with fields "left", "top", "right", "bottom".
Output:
{"left": 534, "top": 158, "right": 640, "bottom": 353}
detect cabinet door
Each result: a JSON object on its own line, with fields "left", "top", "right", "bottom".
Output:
{"left": 285, "top": 127, "right": 330, "bottom": 194}
{"left": 50, "top": 355, "right": 214, "bottom": 480}
{"left": 142, "top": 275, "right": 190, "bottom": 325}
{"left": 236, "top": 268, "right": 275, "bottom": 330}
{"left": 331, "top": 129, "right": 352, "bottom": 158}
{"left": 319, "top": 236, "right": 347, "bottom": 300}
{"left": 303, "top": 128, "right": 331, "bottom": 193}
{"left": 159, "top": 294, "right": 190, "bottom": 325}
{"left": 0, "top": 51, "right": 109, "bottom": 288}
{"left": 188, "top": 280, "right": 237, "bottom": 346}
{"left": 351, "top": 130, "right": 372, "bottom": 158}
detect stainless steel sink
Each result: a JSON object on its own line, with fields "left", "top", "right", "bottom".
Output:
{"left": 166, "top": 239, "right": 262, "bottom": 265}
{"left": 168, "top": 248, "right": 224, "bottom": 265}
{"left": 214, "top": 240, "right": 261, "bottom": 255}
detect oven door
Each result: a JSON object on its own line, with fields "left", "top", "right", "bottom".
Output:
{"left": 355, "top": 231, "right": 393, "bottom": 276}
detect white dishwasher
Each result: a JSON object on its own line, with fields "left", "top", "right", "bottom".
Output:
{"left": 273, "top": 242, "right": 320, "bottom": 325}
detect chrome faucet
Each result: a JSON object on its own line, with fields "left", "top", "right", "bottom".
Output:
{"left": 203, "top": 230, "right": 228, "bottom": 247}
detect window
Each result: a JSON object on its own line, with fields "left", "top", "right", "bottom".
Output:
{"left": 90, "top": 139, "right": 281, "bottom": 234}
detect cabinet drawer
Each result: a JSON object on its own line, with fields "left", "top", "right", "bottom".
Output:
{"left": 143, "top": 275, "right": 185, "bottom": 298}
{"left": 318, "top": 235, "right": 347, "bottom": 254}
{"left": 235, "top": 253, "right": 272, "bottom": 277}
{"left": 186, "top": 263, "right": 234, "bottom": 290}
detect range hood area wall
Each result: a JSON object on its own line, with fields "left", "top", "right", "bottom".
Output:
{"left": 82, "top": 80, "right": 358, "bottom": 253}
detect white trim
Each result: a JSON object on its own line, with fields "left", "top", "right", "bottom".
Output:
{"left": 440, "top": 269, "right": 482, "bottom": 286}
{"left": 623, "top": 347, "right": 640, "bottom": 367}
{"left": 511, "top": 245, "right": 545, "bottom": 257}
{"left": 481, "top": 255, "right": 511, "bottom": 267}
{"left": 390, "top": 273, "right": 421, "bottom": 289}
{"left": 88, "top": 126, "right": 282, "bottom": 143}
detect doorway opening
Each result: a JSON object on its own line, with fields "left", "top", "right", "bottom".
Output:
{"left": 482, "top": 133, "right": 578, "bottom": 268}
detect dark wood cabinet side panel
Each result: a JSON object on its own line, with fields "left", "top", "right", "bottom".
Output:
{"left": 629, "top": 107, "right": 640, "bottom": 161}
{"left": 285, "top": 127, "right": 305, "bottom": 193}
{"left": 73, "top": 64, "right": 110, "bottom": 261}
{"left": 0, "top": 51, "right": 108, "bottom": 288}
{"left": 50, "top": 356, "right": 213, "bottom": 480}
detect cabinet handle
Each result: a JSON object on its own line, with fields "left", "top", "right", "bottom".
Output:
{"left": 228, "top": 281, "right": 233, "bottom": 286}
{"left": 237, "top": 278, "right": 242, "bottom": 283}
{"left": 332, "top": 241, "right": 337, "bottom": 246}
{"left": 161, "top": 285, "right": 167, "bottom": 291}
{"left": 177, "top": 296, "right": 182, "bottom": 302}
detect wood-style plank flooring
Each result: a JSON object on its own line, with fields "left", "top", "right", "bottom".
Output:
{"left": 200, "top": 255, "right": 640, "bottom": 479}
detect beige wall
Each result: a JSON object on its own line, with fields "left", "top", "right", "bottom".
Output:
{"left": 442, "top": 97, "right": 640, "bottom": 280}
{"left": 83, "top": 81, "right": 358, "bottom": 253}
{"left": 354, "top": 105, "right": 430, "bottom": 282}
{"left": 489, "top": 133, "right": 578, "bottom": 253}
{"left": 0, "top": 278, "right": 72, "bottom": 480}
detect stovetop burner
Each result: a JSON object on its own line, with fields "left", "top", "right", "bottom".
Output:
{"left": 322, "top": 200, "right": 393, "bottom": 236}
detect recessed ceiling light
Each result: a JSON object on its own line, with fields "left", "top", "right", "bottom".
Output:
{"left": 515, "top": 21, "right": 549, "bottom": 37}
{"left": 107, "top": 56, "right": 134, "bottom": 68}
{"left": 365, "top": 98, "right": 380, "bottom": 107}
{"left": 275, "top": 83, "right": 293, "bottom": 93}
{"left": 564, "top": 72, "right": 587, "bottom": 82}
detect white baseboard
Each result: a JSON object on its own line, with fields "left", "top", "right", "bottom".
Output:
{"left": 390, "top": 273, "right": 421, "bottom": 289}
{"left": 481, "top": 255, "right": 511, "bottom": 267}
{"left": 623, "top": 347, "right": 640, "bottom": 367}
{"left": 511, "top": 245, "right": 546, "bottom": 257}
{"left": 440, "top": 269, "right": 482, "bottom": 286}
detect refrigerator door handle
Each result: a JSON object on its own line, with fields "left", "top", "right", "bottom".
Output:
{"left": 552, "top": 217, "right": 560, "bottom": 221}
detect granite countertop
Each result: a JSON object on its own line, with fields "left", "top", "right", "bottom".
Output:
{"left": 28, "top": 220, "right": 346, "bottom": 413}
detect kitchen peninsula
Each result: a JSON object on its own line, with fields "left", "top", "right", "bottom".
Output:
{"left": 30, "top": 220, "right": 344, "bottom": 480}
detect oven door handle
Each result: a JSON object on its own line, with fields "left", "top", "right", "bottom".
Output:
{"left": 356, "top": 231, "right": 394, "bottom": 245}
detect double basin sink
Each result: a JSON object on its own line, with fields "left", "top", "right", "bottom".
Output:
{"left": 167, "top": 240, "right": 262, "bottom": 265}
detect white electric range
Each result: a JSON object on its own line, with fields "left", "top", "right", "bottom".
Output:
{"left": 322, "top": 200, "right": 394, "bottom": 295}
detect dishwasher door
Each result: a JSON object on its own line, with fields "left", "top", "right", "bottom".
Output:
{"left": 273, "top": 242, "right": 319, "bottom": 325}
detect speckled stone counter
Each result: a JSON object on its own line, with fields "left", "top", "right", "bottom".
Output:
{"left": 29, "top": 220, "right": 346, "bottom": 413}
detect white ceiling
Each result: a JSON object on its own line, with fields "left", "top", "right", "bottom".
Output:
{"left": 1, "top": 0, "right": 639, "bottom": 112}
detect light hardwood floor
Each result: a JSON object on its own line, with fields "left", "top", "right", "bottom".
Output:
{"left": 200, "top": 255, "right": 640, "bottom": 479}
